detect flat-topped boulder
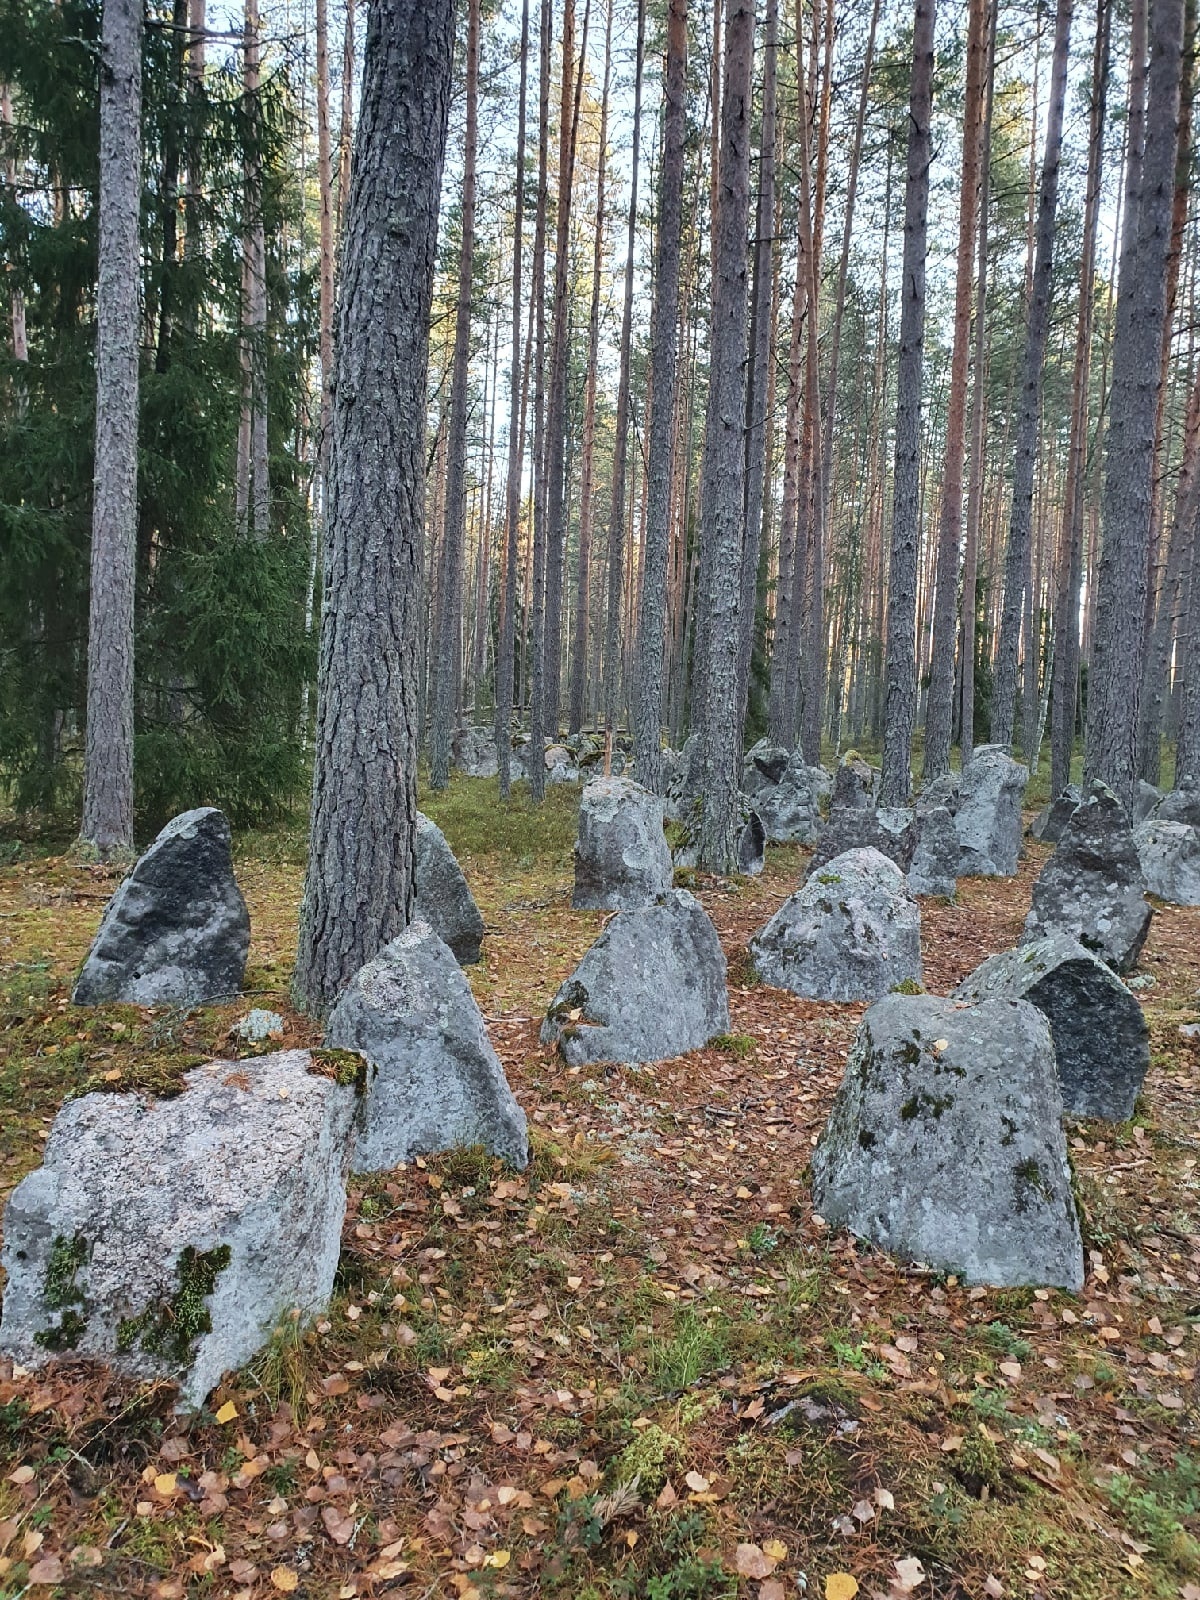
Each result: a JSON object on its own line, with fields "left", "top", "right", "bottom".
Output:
{"left": 415, "top": 812, "right": 485, "bottom": 964}
{"left": 0, "top": 1050, "right": 357, "bottom": 1406}
{"left": 953, "top": 933, "right": 1150, "bottom": 1121}
{"left": 1134, "top": 818, "right": 1200, "bottom": 906}
{"left": 1025, "top": 780, "right": 1152, "bottom": 974}
{"left": 574, "top": 777, "right": 673, "bottom": 910}
{"left": 954, "top": 746, "right": 1027, "bottom": 876}
{"left": 73, "top": 808, "right": 250, "bottom": 1006}
{"left": 541, "top": 890, "right": 729, "bottom": 1067}
{"left": 807, "top": 803, "right": 917, "bottom": 879}
{"left": 812, "top": 993, "right": 1084, "bottom": 1289}
{"left": 1030, "top": 785, "right": 1081, "bottom": 844}
{"left": 751, "top": 846, "right": 921, "bottom": 1002}
{"left": 325, "top": 920, "right": 528, "bottom": 1172}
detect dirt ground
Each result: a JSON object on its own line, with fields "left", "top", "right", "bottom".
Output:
{"left": 0, "top": 779, "right": 1197, "bottom": 1600}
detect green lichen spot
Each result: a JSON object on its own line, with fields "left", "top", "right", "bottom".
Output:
{"left": 900, "top": 1090, "right": 955, "bottom": 1122}
{"left": 816, "top": 872, "right": 842, "bottom": 885}
{"left": 35, "top": 1308, "right": 88, "bottom": 1352}
{"left": 119, "top": 1244, "right": 232, "bottom": 1368}
{"left": 310, "top": 1048, "right": 368, "bottom": 1092}
{"left": 43, "top": 1233, "right": 88, "bottom": 1310}
{"left": 891, "top": 978, "right": 924, "bottom": 995}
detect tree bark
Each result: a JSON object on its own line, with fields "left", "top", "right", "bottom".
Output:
{"left": 336, "top": 0, "right": 356, "bottom": 236}
{"left": 235, "top": 0, "right": 270, "bottom": 539}
{"left": 633, "top": 0, "right": 687, "bottom": 792}
{"left": 430, "top": 0, "right": 480, "bottom": 791}
{"left": 1086, "top": 0, "right": 1185, "bottom": 814}
{"left": 527, "top": 0, "right": 552, "bottom": 802}
{"left": 922, "top": 0, "right": 987, "bottom": 780}
{"left": 990, "top": 0, "right": 1073, "bottom": 753}
{"left": 80, "top": 0, "right": 143, "bottom": 857}
{"left": 294, "top": 0, "right": 453, "bottom": 1014}
{"left": 878, "top": 0, "right": 935, "bottom": 808}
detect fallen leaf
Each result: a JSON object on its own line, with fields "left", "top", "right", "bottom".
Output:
{"left": 893, "top": 1556, "right": 927, "bottom": 1590}
{"left": 684, "top": 1471, "right": 711, "bottom": 1493}
{"left": 215, "top": 1401, "right": 238, "bottom": 1424}
{"left": 7, "top": 1466, "right": 34, "bottom": 1486}
{"left": 28, "top": 1556, "right": 65, "bottom": 1586}
{"left": 825, "top": 1576, "right": 859, "bottom": 1600}
{"left": 485, "top": 1551, "right": 511, "bottom": 1569}
{"left": 23, "top": 1529, "right": 44, "bottom": 1559}
{"left": 760, "top": 1585, "right": 787, "bottom": 1600}
{"left": 154, "top": 1472, "right": 177, "bottom": 1496}
{"left": 270, "top": 1569, "right": 299, "bottom": 1594}
{"left": 874, "top": 1487, "right": 895, "bottom": 1511}
{"left": 763, "top": 1538, "right": 788, "bottom": 1562}
{"left": 735, "top": 1544, "right": 776, "bottom": 1579}
{"left": 984, "top": 1579, "right": 1004, "bottom": 1598}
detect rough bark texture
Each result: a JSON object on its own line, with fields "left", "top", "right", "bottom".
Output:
{"left": 80, "top": 0, "right": 143, "bottom": 857}
{"left": 1087, "top": 0, "right": 1185, "bottom": 815}
{"left": 294, "top": 0, "right": 453, "bottom": 1015}
{"left": 990, "top": 0, "right": 1073, "bottom": 753}
{"left": 235, "top": 0, "right": 270, "bottom": 539}
{"left": 879, "top": 0, "right": 935, "bottom": 808}
{"left": 632, "top": 0, "right": 686, "bottom": 794}
{"left": 526, "top": 0, "right": 552, "bottom": 803}
{"left": 430, "top": 0, "right": 479, "bottom": 792}
{"left": 696, "top": 0, "right": 754, "bottom": 870}
{"left": 922, "top": 0, "right": 986, "bottom": 781}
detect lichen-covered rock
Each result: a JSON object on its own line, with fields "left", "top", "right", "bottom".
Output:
{"left": 1134, "top": 780, "right": 1163, "bottom": 825}
{"left": 452, "top": 726, "right": 499, "bottom": 778}
{"left": 921, "top": 771, "right": 961, "bottom": 815}
{"left": 1155, "top": 784, "right": 1200, "bottom": 828}
{"left": 746, "top": 752, "right": 827, "bottom": 846}
{"left": 812, "top": 993, "right": 1084, "bottom": 1289}
{"left": 1134, "top": 818, "right": 1200, "bottom": 906}
{"left": 954, "top": 746, "right": 1028, "bottom": 876}
{"left": 574, "top": 778, "right": 672, "bottom": 910}
{"left": 541, "top": 890, "right": 729, "bottom": 1066}
{"left": 736, "top": 810, "right": 766, "bottom": 876}
{"left": 751, "top": 847, "right": 922, "bottom": 1001}
{"left": 325, "top": 920, "right": 528, "bottom": 1173}
{"left": 742, "top": 740, "right": 790, "bottom": 793}
{"left": 664, "top": 732, "right": 704, "bottom": 821}
{"left": 0, "top": 1050, "right": 356, "bottom": 1405}
{"left": 1030, "top": 786, "right": 1081, "bottom": 844}
{"left": 1025, "top": 781, "right": 1152, "bottom": 974}
{"left": 831, "top": 752, "right": 876, "bottom": 811}
{"left": 952, "top": 934, "right": 1150, "bottom": 1120}
{"left": 73, "top": 808, "right": 250, "bottom": 1006}
{"left": 907, "top": 804, "right": 959, "bottom": 897}
{"left": 415, "top": 812, "right": 485, "bottom": 964}
{"left": 807, "top": 804, "right": 917, "bottom": 879}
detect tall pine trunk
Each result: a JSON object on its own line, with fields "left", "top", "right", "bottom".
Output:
{"left": 527, "top": 0, "right": 552, "bottom": 801}
{"left": 235, "top": 0, "right": 270, "bottom": 539}
{"left": 294, "top": 0, "right": 453, "bottom": 1014}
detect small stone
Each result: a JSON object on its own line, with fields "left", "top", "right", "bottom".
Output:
{"left": 73, "top": 809, "right": 250, "bottom": 1006}
{"left": 751, "top": 847, "right": 922, "bottom": 1002}
{"left": 953, "top": 934, "right": 1150, "bottom": 1122}
{"left": 0, "top": 1051, "right": 356, "bottom": 1405}
{"left": 1133, "top": 818, "right": 1200, "bottom": 906}
{"left": 235, "top": 1009, "right": 284, "bottom": 1043}
{"left": 1025, "top": 781, "right": 1151, "bottom": 974}
{"left": 954, "top": 746, "right": 1028, "bottom": 876}
{"left": 415, "top": 813, "right": 485, "bottom": 964}
{"left": 573, "top": 778, "right": 673, "bottom": 910}
{"left": 812, "top": 993, "right": 1083, "bottom": 1290}
{"left": 541, "top": 890, "right": 729, "bottom": 1066}
{"left": 325, "top": 921, "right": 528, "bottom": 1172}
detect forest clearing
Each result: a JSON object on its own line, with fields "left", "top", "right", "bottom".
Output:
{"left": 0, "top": 777, "right": 1198, "bottom": 1600}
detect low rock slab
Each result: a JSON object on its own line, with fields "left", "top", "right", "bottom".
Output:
{"left": 0, "top": 1050, "right": 356, "bottom": 1406}
{"left": 415, "top": 812, "right": 485, "bottom": 964}
{"left": 1025, "top": 781, "right": 1152, "bottom": 974}
{"left": 326, "top": 920, "right": 528, "bottom": 1173}
{"left": 1156, "top": 785, "right": 1200, "bottom": 827}
{"left": 751, "top": 847, "right": 922, "bottom": 1002}
{"left": 541, "top": 890, "right": 729, "bottom": 1066}
{"left": 1134, "top": 818, "right": 1200, "bottom": 906}
{"left": 573, "top": 777, "right": 673, "bottom": 910}
{"left": 954, "top": 746, "right": 1028, "bottom": 876}
{"left": 73, "top": 808, "right": 250, "bottom": 1006}
{"left": 812, "top": 993, "right": 1084, "bottom": 1289}
{"left": 952, "top": 934, "right": 1150, "bottom": 1121}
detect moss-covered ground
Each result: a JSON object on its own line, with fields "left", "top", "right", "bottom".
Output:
{"left": 0, "top": 773, "right": 1197, "bottom": 1599}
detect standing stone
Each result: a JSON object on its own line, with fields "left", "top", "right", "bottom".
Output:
{"left": 742, "top": 740, "right": 790, "bottom": 793}
{"left": 812, "top": 993, "right": 1084, "bottom": 1289}
{"left": 325, "top": 920, "right": 528, "bottom": 1172}
{"left": 1025, "top": 780, "right": 1152, "bottom": 974}
{"left": 452, "top": 726, "right": 499, "bottom": 778}
{"left": 0, "top": 1050, "right": 357, "bottom": 1406}
{"left": 573, "top": 777, "right": 673, "bottom": 910}
{"left": 73, "top": 808, "right": 250, "bottom": 1006}
{"left": 953, "top": 933, "right": 1150, "bottom": 1120}
{"left": 1134, "top": 818, "right": 1200, "bottom": 905}
{"left": 1029, "top": 785, "right": 1081, "bottom": 844}
{"left": 921, "top": 770, "right": 961, "bottom": 814}
{"left": 1155, "top": 785, "right": 1200, "bottom": 827}
{"left": 832, "top": 752, "right": 876, "bottom": 810}
{"left": 751, "top": 847, "right": 922, "bottom": 1002}
{"left": 541, "top": 889, "right": 730, "bottom": 1066}
{"left": 907, "top": 804, "right": 959, "bottom": 897}
{"left": 664, "top": 731, "right": 704, "bottom": 821}
{"left": 415, "top": 812, "right": 485, "bottom": 964}
{"left": 736, "top": 810, "right": 766, "bottom": 876}
{"left": 954, "top": 745, "right": 1028, "bottom": 876}
{"left": 807, "top": 803, "right": 917, "bottom": 878}
{"left": 1134, "top": 780, "right": 1163, "bottom": 824}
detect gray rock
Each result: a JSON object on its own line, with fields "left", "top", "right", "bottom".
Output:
{"left": 1155, "top": 785, "right": 1200, "bottom": 828}
{"left": 234, "top": 1008, "right": 284, "bottom": 1043}
{"left": 752, "top": 752, "right": 828, "bottom": 845}
{"left": 1133, "top": 818, "right": 1200, "bottom": 905}
{"left": 907, "top": 805, "right": 959, "bottom": 897}
{"left": 1029, "top": 785, "right": 1081, "bottom": 844}
{"left": 736, "top": 810, "right": 766, "bottom": 876}
{"left": 452, "top": 726, "right": 499, "bottom": 778}
{"left": 73, "top": 809, "right": 250, "bottom": 1006}
{"left": 921, "top": 771, "right": 961, "bottom": 815}
{"left": 1025, "top": 781, "right": 1152, "bottom": 974}
{"left": 954, "top": 746, "right": 1028, "bottom": 876}
{"left": 812, "top": 993, "right": 1084, "bottom": 1290}
{"left": 831, "top": 752, "right": 876, "bottom": 811}
{"left": 0, "top": 1050, "right": 356, "bottom": 1406}
{"left": 664, "top": 732, "right": 704, "bottom": 822}
{"left": 807, "top": 803, "right": 917, "bottom": 879}
{"left": 573, "top": 777, "right": 673, "bottom": 910}
{"left": 1134, "top": 780, "right": 1163, "bottom": 825}
{"left": 952, "top": 934, "right": 1150, "bottom": 1121}
{"left": 541, "top": 889, "right": 729, "bottom": 1066}
{"left": 325, "top": 920, "right": 528, "bottom": 1173}
{"left": 415, "top": 812, "right": 485, "bottom": 964}
{"left": 742, "top": 740, "right": 790, "bottom": 793}
{"left": 751, "top": 846, "right": 922, "bottom": 1002}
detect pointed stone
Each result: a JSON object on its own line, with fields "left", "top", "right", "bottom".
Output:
{"left": 573, "top": 777, "right": 674, "bottom": 910}
{"left": 415, "top": 812, "right": 485, "bottom": 964}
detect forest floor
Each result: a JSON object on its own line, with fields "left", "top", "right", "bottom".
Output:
{"left": 0, "top": 779, "right": 1198, "bottom": 1600}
